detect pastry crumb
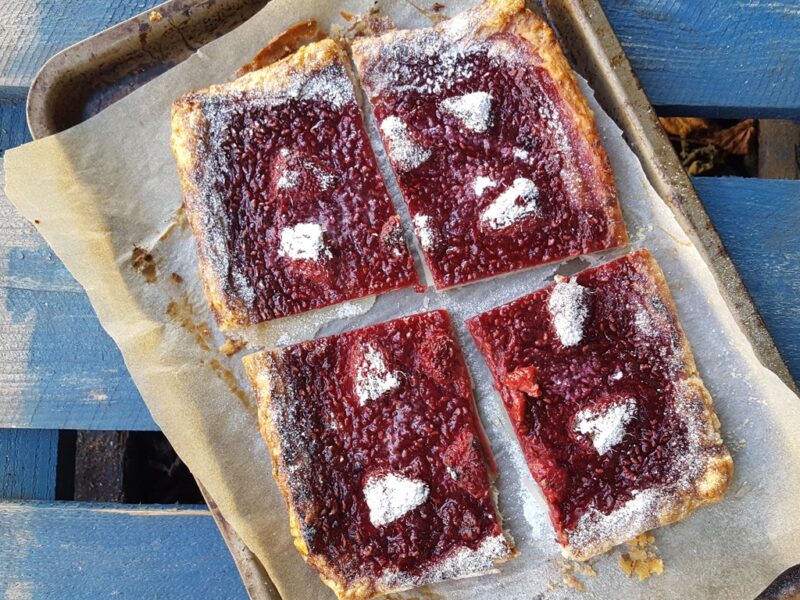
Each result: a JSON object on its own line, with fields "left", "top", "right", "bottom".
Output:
{"left": 562, "top": 574, "right": 584, "bottom": 592}
{"left": 556, "top": 558, "right": 596, "bottom": 593}
{"left": 149, "top": 10, "right": 163, "bottom": 22}
{"left": 619, "top": 533, "right": 664, "bottom": 581}
{"left": 219, "top": 337, "right": 246, "bottom": 356}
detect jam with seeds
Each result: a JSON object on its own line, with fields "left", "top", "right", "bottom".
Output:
{"left": 268, "top": 310, "right": 505, "bottom": 584}
{"left": 196, "top": 74, "right": 417, "bottom": 323}
{"left": 467, "top": 251, "right": 696, "bottom": 542}
{"left": 358, "top": 34, "right": 625, "bottom": 288}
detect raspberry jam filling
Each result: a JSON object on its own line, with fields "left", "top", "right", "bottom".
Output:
{"left": 467, "top": 251, "right": 703, "bottom": 543}
{"left": 266, "top": 310, "right": 507, "bottom": 585}
{"left": 195, "top": 65, "right": 416, "bottom": 323}
{"left": 357, "top": 33, "right": 624, "bottom": 288}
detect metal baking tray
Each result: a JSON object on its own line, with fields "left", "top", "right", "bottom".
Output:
{"left": 25, "top": 0, "right": 798, "bottom": 598}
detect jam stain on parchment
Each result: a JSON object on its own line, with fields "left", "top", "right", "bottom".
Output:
{"left": 165, "top": 296, "right": 213, "bottom": 351}
{"left": 209, "top": 358, "right": 250, "bottom": 407}
{"left": 165, "top": 278, "right": 251, "bottom": 410}
{"left": 131, "top": 246, "right": 158, "bottom": 283}
{"left": 158, "top": 204, "right": 191, "bottom": 243}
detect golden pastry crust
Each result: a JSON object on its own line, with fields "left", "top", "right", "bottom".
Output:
{"left": 351, "top": 0, "right": 627, "bottom": 250}
{"left": 170, "top": 39, "right": 351, "bottom": 331}
{"left": 561, "top": 249, "right": 733, "bottom": 561}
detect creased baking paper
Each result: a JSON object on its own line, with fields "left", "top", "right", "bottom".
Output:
{"left": 4, "top": 1, "right": 800, "bottom": 598}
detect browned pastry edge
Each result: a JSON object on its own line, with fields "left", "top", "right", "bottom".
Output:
{"left": 236, "top": 19, "right": 326, "bottom": 77}
{"left": 561, "top": 248, "right": 733, "bottom": 560}
{"left": 170, "top": 39, "right": 347, "bottom": 332}
{"left": 351, "top": 0, "right": 628, "bottom": 253}
{"left": 504, "top": 2, "right": 628, "bottom": 249}
{"left": 170, "top": 102, "right": 241, "bottom": 330}
{"left": 242, "top": 350, "right": 370, "bottom": 599}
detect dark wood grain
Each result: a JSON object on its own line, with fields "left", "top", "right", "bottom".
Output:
{"left": 759, "top": 121, "right": 800, "bottom": 179}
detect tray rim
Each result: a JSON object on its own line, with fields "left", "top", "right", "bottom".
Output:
{"left": 22, "top": 1, "right": 798, "bottom": 599}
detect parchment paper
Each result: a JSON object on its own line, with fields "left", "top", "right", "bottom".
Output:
{"left": 5, "top": 1, "right": 800, "bottom": 598}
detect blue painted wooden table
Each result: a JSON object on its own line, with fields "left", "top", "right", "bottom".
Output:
{"left": 1, "top": 1, "right": 799, "bottom": 597}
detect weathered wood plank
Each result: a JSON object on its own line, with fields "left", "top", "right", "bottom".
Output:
{"left": 0, "top": 501, "right": 247, "bottom": 598}
{"left": 0, "top": 429, "right": 58, "bottom": 500}
{"left": 693, "top": 177, "right": 800, "bottom": 383}
{"left": 0, "top": 0, "right": 163, "bottom": 88}
{"left": 1, "top": 108, "right": 155, "bottom": 430}
{"left": 600, "top": 0, "right": 800, "bottom": 118}
{"left": 0, "top": 93, "right": 31, "bottom": 153}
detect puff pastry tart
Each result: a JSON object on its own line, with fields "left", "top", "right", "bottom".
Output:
{"left": 351, "top": 0, "right": 627, "bottom": 289}
{"left": 171, "top": 39, "right": 417, "bottom": 331}
{"left": 243, "top": 310, "right": 514, "bottom": 599}
{"left": 467, "top": 249, "right": 732, "bottom": 560}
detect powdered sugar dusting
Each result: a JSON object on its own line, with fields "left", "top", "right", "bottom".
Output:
{"left": 305, "top": 162, "right": 335, "bottom": 190}
{"left": 635, "top": 306, "right": 655, "bottom": 336}
{"left": 548, "top": 279, "right": 589, "bottom": 347}
{"left": 380, "top": 534, "right": 510, "bottom": 589}
{"left": 277, "top": 170, "right": 299, "bottom": 190}
{"left": 441, "top": 91, "right": 493, "bottom": 133}
{"left": 357, "top": 30, "right": 484, "bottom": 97}
{"left": 354, "top": 344, "right": 400, "bottom": 405}
{"left": 538, "top": 99, "right": 583, "bottom": 203}
{"left": 354, "top": 3, "right": 526, "bottom": 99}
{"left": 294, "top": 65, "right": 354, "bottom": 109}
{"left": 472, "top": 176, "right": 497, "bottom": 196}
{"left": 380, "top": 116, "right": 431, "bottom": 171}
{"left": 513, "top": 147, "right": 530, "bottom": 160}
{"left": 363, "top": 472, "right": 429, "bottom": 527}
{"left": 413, "top": 214, "right": 436, "bottom": 252}
{"left": 567, "top": 488, "right": 661, "bottom": 555}
{"left": 574, "top": 399, "right": 637, "bottom": 455}
{"left": 278, "top": 223, "right": 329, "bottom": 262}
{"left": 480, "top": 178, "right": 540, "bottom": 229}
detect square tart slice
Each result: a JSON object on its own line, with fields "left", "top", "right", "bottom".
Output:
{"left": 243, "top": 310, "right": 514, "bottom": 599}
{"left": 351, "top": 0, "right": 627, "bottom": 289}
{"left": 466, "top": 249, "right": 733, "bottom": 560}
{"left": 170, "top": 39, "right": 417, "bottom": 331}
